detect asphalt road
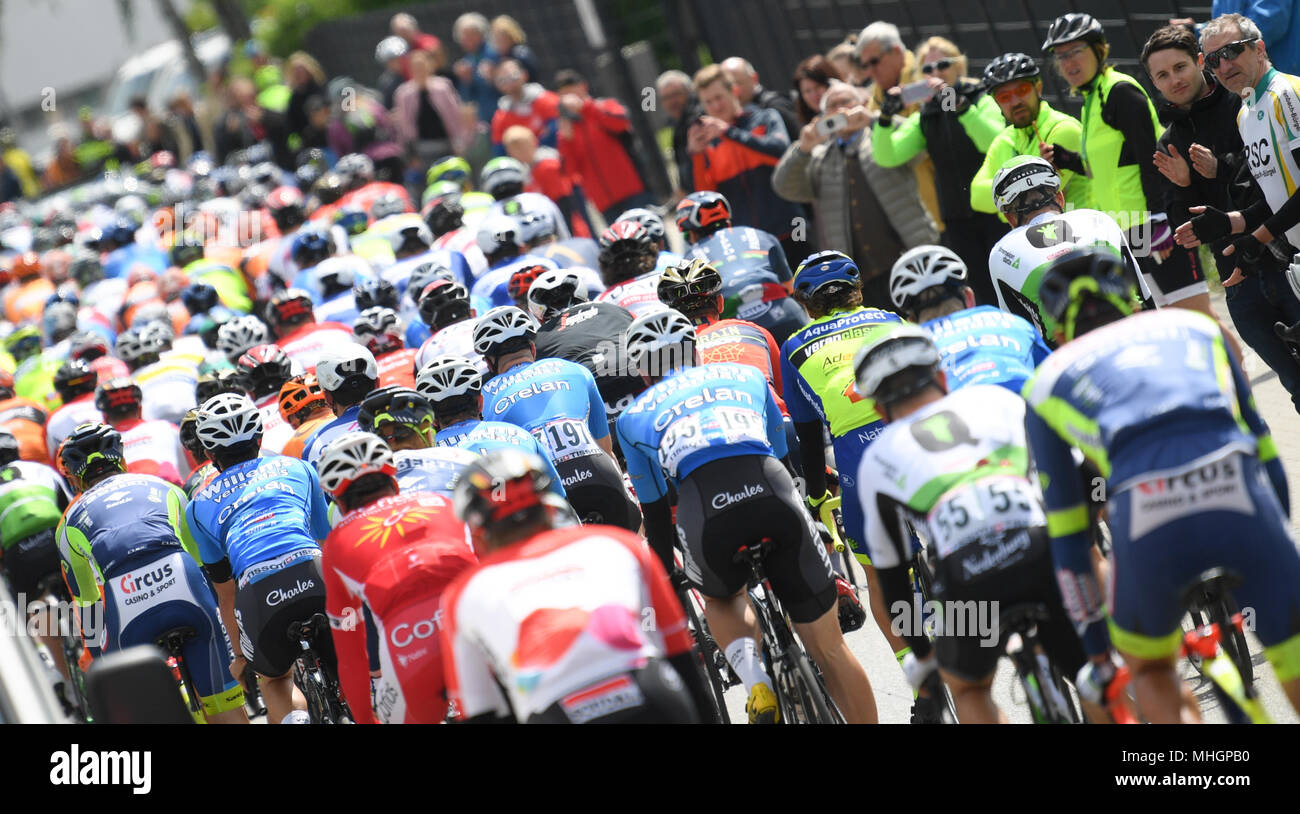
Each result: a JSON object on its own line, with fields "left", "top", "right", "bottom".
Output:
{"left": 722, "top": 292, "right": 1300, "bottom": 724}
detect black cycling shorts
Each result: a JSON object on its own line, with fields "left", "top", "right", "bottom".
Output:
{"left": 527, "top": 658, "right": 699, "bottom": 724}
{"left": 235, "top": 555, "right": 336, "bottom": 679}
{"left": 557, "top": 454, "right": 642, "bottom": 532}
{"left": 929, "top": 527, "right": 1087, "bottom": 683}
{"left": 2, "top": 528, "right": 63, "bottom": 600}
{"left": 675, "top": 455, "right": 836, "bottom": 624}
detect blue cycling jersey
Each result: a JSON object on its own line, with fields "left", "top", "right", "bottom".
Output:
{"left": 470, "top": 255, "right": 558, "bottom": 312}
{"left": 381, "top": 249, "right": 472, "bottom": 295}
{"left": 616, "top": 363, "right": 787, "bottom": 504}
{"left": 924, "top": 305, "right": 1050, "bottom": 394}
{"left": 481, "top": 358, "right": 610, "bottom": 465}
{"left": 394, "top": 446, "right": 477, "bottom": 497}
{"left": 301, "top": 405, "right": 361, "bottom": 468}
{"left": 314, "top": 292, "right": 362, "bottom": 327}
{"left": 537, "top": 238, "right": 602, "bottom": 270}
{"left": 103, "top": 244, "right": 169, "bottom": 279}
{"left": 186, "top": 455, "right": 331, "bottom": 583}
{"left": 434, "top": 418, "right": 567, "bottom": 496}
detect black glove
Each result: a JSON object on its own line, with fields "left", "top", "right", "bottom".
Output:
{"left": 1229, "top": 234, "right": 1265, "bottom": 275}
{"left": 1049, "top": 144, "right": 1085, "bottom": 174}
{"left": 1189, "top": 205, "right": 1233, "bottom": 245}
{"left": 880, "top": 91, "right": 904, "bottom": 119}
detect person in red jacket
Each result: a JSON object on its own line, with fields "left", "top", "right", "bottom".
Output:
{"left": 554, "top": 69, "right": 654, "bottom": 221}
{"left": 503, "top": 125, "right": 593, "bottom": 238}
{"left": 318, "top": 431, "right": 477, "bottom": 724}
{"left": 489, "top": 59, "right": 559, "bottom": 154}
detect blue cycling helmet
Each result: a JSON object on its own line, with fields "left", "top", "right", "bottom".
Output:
{"left": 291, "top": 228, "right": 333, "bottom": 267}
{"left": 333, "top": 207, "right": 369, "bottom": 237}
{"left": 792, "top": 250, "right": 860, "bottom": 297}
{"left": 104, "top": 218, "right": 138, "bottom": 249}
{"left": 46, "top": 290, "right": 80, "bottom": 309}
{"left": 181, "top": 282, "right": 221, "bottom": 315}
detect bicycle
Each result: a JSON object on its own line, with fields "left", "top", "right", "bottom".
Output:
{"left": 287, "top": 612, "right": 352, "bottom": 724}
{"left": 733, "top": 538, "right": 843, "bottom": 724}
{"left": 34, "top": 572, "right": 91, "bottom": 722}
{"left": 815, "top": 495, "right": 866, "bottom": 633}
{"left": 155, "top": 625, "right": 205, "bottom": 722}
{"left": 1000, "top": 603, "right": 1083, "bottom": 724}
{"left": 1179, "top": 568, "right": 1268, "bottom": 724}
{"left": 668, "top": 563, "right": 735, "bottom": 724}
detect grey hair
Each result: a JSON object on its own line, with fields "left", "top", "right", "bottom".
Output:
{"left": 820, "top": 79, "right": 865, "bottom": 113}
{"left": 856, "top": 21, "right": 903, "bottom": 55}
{"left": 1201, "top": 13, "right": 1264, "bottom": 50}
{"left": 656, "top": 69, "right": 692, "bottom": 91}
{"left": 453, "top": 12, "right": 490, "bottom": 40}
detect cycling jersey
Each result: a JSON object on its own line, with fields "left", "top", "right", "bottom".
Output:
{"left": 375, "top": 347, "right": 419, "bottom": 390}
{"left": 187, "top": 455, "right": 331, "bottom": 584}
{"left": 381, "top": 249, "right": 473, "bottom": 294}
{"left": 470, "top": 255, "right": 557, "bottom": 311}
{"left": 970, "top": 99, "right": 1092, "bottom": 215}
{"left": 0, "top": 460, "right": 69, "bottom": 550}
{"left": 415, "top": 319, "right": 490, "bottom": 376}
{"left": 1023, "top": 309, "right": 1294, "bottom": 659}
{"left": 4, "top": 277, "right": 55, "bottom": 324}
{"left": 323, "top": 491, "right": 477, "bottom": 724}
{"left": 301, "top": 405, "right": 361, "bottom": 469}
{"left": 536, "top": 238, "right": 601, "bottom": 271}
{"left": 434, "top": 418, "right": 567, "bottom": 495}
{"left": 183, "top": 461, "right": 217, "bottom": 499}
{"left": 595, "top": 270, "right": 668, "bottom": 318}
{"left": 181, "top": 259, "right": 254, "bottom": 314}
{"left": 134, "top": 349, "right": 202, "bottom": 425}
{"left": 313, "top": 292, "right": 363, "bottom": 327}
{"left": 394, "top": 446, "right": 478, "bottom": 497}
{"left": 481, "top": 358, "right": 610, "bottom": 465}
{"left": 687, "top": 226, "right": 807, "bottom": 343}
{"left": 0, "top": 395, "right": 49, "bottom": 463}
{"left": 616, "top": 362, "right": 787, "bottom": 504}
{"left": 441, "top": 524, "right": 692, "bottom": 722}
{"left": 281, "top": 413, "right": 333, "bottom": 461}
{"left": 433, "top": 228, "right": 489, "bottom": 281}
{"left": 488, "top": 193, "right": 571, "bottom": 241}
{"left": 293, "top": 256, "right": 377, "bottom": 303}
{"left": 116, "top": 418, "right": 191, "bottom": 486}
{"left": 255, "top": 393, "right": 295, "bottom": 456}
{"left": 14, "top": 351, "right": 62, "bottom": 412}
{"left": 1238, "top": 68, "right": 1300, "bottom": 249}
{"left": 923, "top": 305, "right": 1050, "bottom": 393}
{"left": 697, "top": 317, "right": 786, "bottom": 413}
{"left": 277, "top": 321, "right": 356, "bottom": 373}
{"left": 534, "top": 301, "right": 642, "bottom": 418}
{"left": 45, "top": 395, "right": 104, "bottom": 465}
{"left": 987, "top": 208, "right": 1149, "bottom": 337}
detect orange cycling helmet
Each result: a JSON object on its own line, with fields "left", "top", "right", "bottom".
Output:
{"left": 11, "top": 252, "right": 42, "bottom": 281}
{"left": 278, "top": 373, "right": 328, "bottom": 428}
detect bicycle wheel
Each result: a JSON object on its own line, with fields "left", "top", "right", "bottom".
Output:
{"left": 1213, "top": 598, "right": 1255, "bottom": 689}
{"left": 59, "top": 621, "right": 91, "bottom": 722}
{"left": 682, "top": 595, "right": 731, "bottom": 724}
{"left": 775, "top": 649, "right": 838, "bottom": 724}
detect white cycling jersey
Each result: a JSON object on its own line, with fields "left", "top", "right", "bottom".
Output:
{"left": 415, "top": 319, "right": 490, "bottom": 375}
{"left": 255, "top": 393, "right": 294, "bottom": 455}
{"left": 488, "top": 193, "right": 571, "bottom": 241}
{"left": 1238, "top": 69, "right": 1300, "bottom": 249}
{"left": 133, "top": 349, "right": 202, "bottom": 425}
{"left": 46, "top": 397, "right": 104, "bottom": 463}
{"left": 595, "top": 270, "right": 667, "bottom": 318}
{"left": 119, "top": 419, "right": 191, "bottom": 486}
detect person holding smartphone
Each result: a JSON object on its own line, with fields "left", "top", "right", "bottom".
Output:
{"left": 872, "top": 37, "right": 1009, "bottom": 306}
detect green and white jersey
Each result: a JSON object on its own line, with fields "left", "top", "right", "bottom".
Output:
{"left": 987, "top": 207, "right": 1147, "bottom": 337}
{"left": 1238, "top": 68, "right": 1300, "bottom": 249}
{"left": 0, "top": 460, "right": 71, "bottom": 548}
{"left": 856, "top": 384, "right": 1045, "bottom": 571}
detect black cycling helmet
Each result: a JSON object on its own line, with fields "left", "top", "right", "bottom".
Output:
{"left": 1038, "top": 247, "right": 1138, "bottom": 342}
{"left": 0, "top": 431, "right": 18, "bottom": 466}
{"left": 357, "top": 386, "right": 436, "bottom": 441}
{"left": 181, "top": 282, "right": 221, "bottom": 315}
{"left": 196, "top": 368, "right": 246, "bottom": 404}
{"left": 1041, "top": 13, "right": 1106, "bottom": 52}
{"left": 54, "top": 359, "right": 98, "bottom": 402}
{"left": 95, "top": 377, "right": 143, "bottom": 416}
{"left": 423, "top": 192, "right": 464, "bottom": 238}
{"left": 353, "top": 278, "right": 399, "bottom": 311}
{"left": 598, "top": 220, "right": 657, "bottom": 286}
{"left": 179, "top": 409, "right": 206, "bottom": 460}
{"left": 982, "top": 53, "right": 1041, "bottom": 91}
{"left": 59, "top": 422, "right": 126, "bottom": 482}
{"left": 417, "top": 280, "right": 472, "bottom": 330}
{"left": 267, "top": 288, "right": 317, "bottom": 334}
{"left": 657, "top": 257, "right": 723, "bottom": 318}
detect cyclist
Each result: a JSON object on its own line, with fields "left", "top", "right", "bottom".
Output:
{"left": 473, "top": 253, "right": 560, "bottom": 311}
{"left": 303, "top": 256, "right": 374, "bottom": 327}
{"left": 0, "top": 369, "right": 49, "bottom": 463}
{"left": 614, "top": 208, "right": 682, "bottom": 273}
{"left": 889, "top": 245, "right": 1049, "bottom": 393}
{"left": 594, "top": 220, "right": 668, "bottom": 318}
{"left": 4, "top": 252, "right": 55, "bottom": 324}
{"left": 851, "top": 323, "right": 1097, "bottom": 724}
{"left": 95, "top": 377, "right": 190, "bottom": 486}
{"left": 318, "top": 432, "right": 478, "bottom": 723}
{"left": 278, "top": 374, "right": 335, "bottom": 460}
{"left": 6, "top": 325, "right": 61, "bottom": 411}
{"left": 68, "top": 330, "right": 130, "bottom": 384}
{"left": 56, "top": 423, "right": 247, "bottom": 723}
{"left": 615, "top": 310, "right": 877, "bottom": 724}
{"left": 676, "top": 191, "right": 808, "bottom": 344}
{"left": 481, "top": 156, "right": 571, "bottom": 241}
{"left": 179, "top": 409, "right": 217, "bottom": 498}
{"left": 416, "top": 354, "right": 567, "bottom": 493}
{"left": 119, "top": 322, "right": 200, "bottom": 425}
{"left": 441, "top": 448, "right": 711, "bottom": 724}
{"left": 471, "top": 212, "right": 532, "bottom": 297}
{"left": 424, "top": 187, "right": 491, "bottom": 279}
{"left": 1025, "top": 247, "right": 1300, "bottom": 722}
{"left": 528, "top": 269, "right": 644, "bottom": 421}
{"left": 234, "top": 344, "right": 296, "bottom": 455}
{"left": 354, "top": 276, "right": 428, "bottom": 351}
{"left": 413, "top": 280, "right": 489, "bottom": 375}
{"left": 0, "top": 431, "right": 73, "bottom": 681}
{"left": 216, "top": 315, "right": 272, "bottom": 364}
{"left": 265, "top": 288, "right": 355, "bottom": 372}
{"left": 186, "top": 393, "right": 332, "bottom": 725}
{"left": 474, "top": 306, "right": 637, "bottom": 529}
{"left": 301, "top": 345, "right": 380, "bottom": 468}
{"left": 354, "top": 307, "right": 419, "bottom": 390}
{"left": 356, "top": 386, "right": 479, "bottom": 497}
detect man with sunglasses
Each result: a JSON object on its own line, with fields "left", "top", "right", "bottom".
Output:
{"left": 356, "top": 386, "right": 478, "bottom": 498}
{"left": 970, "top": 53, "right": 1092, "bottom": 215}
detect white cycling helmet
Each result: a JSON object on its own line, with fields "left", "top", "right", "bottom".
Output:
{"left": 383, "top": 221, "right": 434, "bottom": 255}
{"left": 317, "top": 431, "right": 397, "bottom": 499}
{"left": 624, "top": 308, "right": 696, "bottom": 371}
{"left": 889, "top": 245, "right": 968, "bottom": 310}
{"left": 992, "top": 155, "right": 1061, "bottom": 216}
{"left": 416, "top": 355, "right": 483, "bottom": 402}
{"left": 196, "top": 392, "right": 264, "bottom": 450}
{"left": 475, "top": 213, "right": 523, "bottom": 257}
{"left": 472, "top": 306, "right": 538, "bottom": 356}
{"left": 217, "top": 315, "right": 270, "bottom": 361}
{"left": 851, "top": 322, "right": 942, "bottom": 403}
{"left": 315, "top": 344, "right": 379, "bottom": 393}
{"left": 314, "top": 256, "right": 360, "bottom": 290}
{"left": 516, "top": 210, "right": 559, "bottom": 245}
{"left": 353, "top": 306, "right": 403, "bottom": 339}
{"left": 375, "top": 35, "right": 409, "bottom": 65}
{"left": 526, "top": 268, "right": 587, "bottom": 323}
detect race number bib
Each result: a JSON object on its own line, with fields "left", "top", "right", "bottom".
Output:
{"left": 532, "top": 418, "right": 600, "bottom": 462}
{"left": 926, "top": 476, "right": 1045, "bottom": 560}
{"left": 657, "top": 407, "right": 767, "bottom": 476}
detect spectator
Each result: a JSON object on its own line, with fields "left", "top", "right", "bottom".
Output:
{"left": 490, "top": 58, "right": 560, "bottom": 154}
{"left": 375, "top": 36, "right": 409, "bottom": 110}
{"left": 827, "top": 42, "right": 865, "bottom": 87}
{"left": 1145, "top": 22, "right": 1300, "bottom": 410}
{"left": 452, "top": 12, "right": 500, "bottom": 125}
{"left": 721, "top": 57, "right": 803, "bottom": 139}
{"left": 42, "top": 136, "right": 81, "bottom": 189}
{"left": 554, "top": 68, "right": 653, "bottom": 222}
{"left": 655, "top": 69, "right": 700, "bottom": 196}
{"left": 872, "top": 36, "right": 1008, "bottom": 305}
{"left": 139, "top": 116, "right": 179, "bottom": 160}
{"left": 286, "top": 52, "right": 328, "bottom": 143}
{"left": 855, "top": 22, "right": 944, "bottom": 233}
{"left": 688, "top": 64, "right": 805, "bottom": 260}
{"left": 391, "top": 12, "right": 442, "bottom": 78}
{"left": 1208, "top": 0, "right": 1300, "bottom": 75}
{"left": 326, "top": 77, "right": 405, "bottom": 182}
{"left": 166, "top": 92, "right": 210, "bottom": 161}
{"left": 503, "top": 125, "right": 593, "bottom": 238}
{"left": 490, "top": 15, "right": 539, "bottom": 81}
{"left": 0, "top": 155, "right": 20, "bottom": 203}
{"left": 298, "top": 96, "right": 332, "bottom": 153}
{"left": 793, "top": 54, "right": 842, "bottom": 125}
{"left": 254, "top": 64, "right": 292, "bottom": 114}
{"left": 772, "top": 81, "right": 938, "bottom": 307}
{"left": 393, "top": 50, "right": 473, "bottom": 167}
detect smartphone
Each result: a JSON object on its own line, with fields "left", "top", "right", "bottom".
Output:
{"left": 899, "top": 79, "right": 936, "bottom": 106}
{"left": 816, "top": 113, "right": 849, "bottom": 137}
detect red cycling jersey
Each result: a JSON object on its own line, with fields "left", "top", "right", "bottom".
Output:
{"left": 696, "top": 317, "right": 787, "bottom": 415}
{"left": 440, "top": 524, "right": 692, "bottom": 722}
{"left": 323, "top": 492, "right": 477, "bottom": 724}
{"left": 375, "top": 347, "right": 419, "bottom": 390}
{"left": 277, "top": 321, "right": 355, "bottom": 372}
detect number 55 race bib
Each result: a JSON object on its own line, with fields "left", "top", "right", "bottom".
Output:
{"left": 926, "top": 475, "right": 1045, "bottom": 560}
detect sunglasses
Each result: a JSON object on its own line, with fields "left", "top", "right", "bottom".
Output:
{"left": 1053, "top": 44, "right": 1091, "bottom": 64}
{"left": 994, "top": 80, "right": 1035, "bottom": 105}
{"left": 1204, "top": 37, "right": 1259, "bottom": 70}
{"left": 860, "top": 53, "right": 884, "bottom": 69}
{"left": 921, "top": 59, "right": 953, "bottom": 75}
